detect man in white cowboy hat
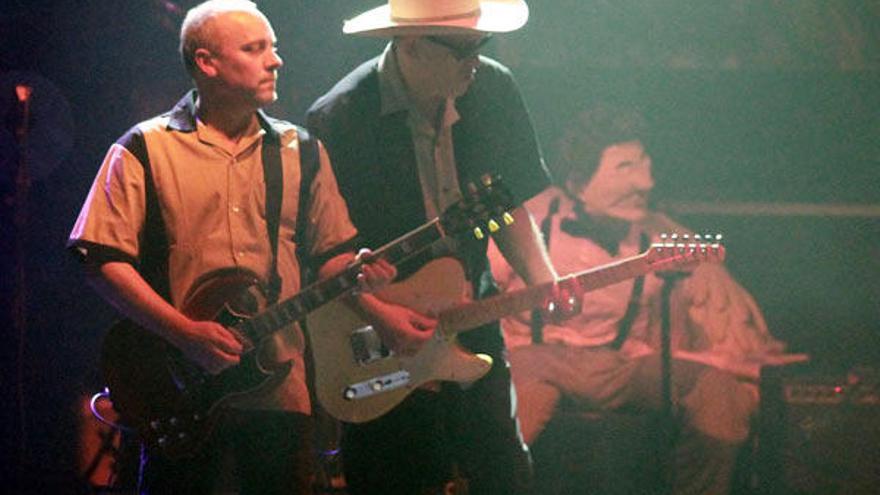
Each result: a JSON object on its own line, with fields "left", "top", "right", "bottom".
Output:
{"left": 307, "top": 0, "right": 561, "bottom": 493}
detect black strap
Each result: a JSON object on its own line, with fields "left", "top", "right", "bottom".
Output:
{"left": 259, "top": 125, "right": 321, "bottom": 303}
{"left": 261, "top": 129, "right": 283, "bottom": 304}
{"left": 529, "top": 196, "right": 560, "bottom": 344}
{"left": 610, "top": 233, "right": 650, "bottom": 350}
{"left": 293, "top": 126, "right": 321, "bottom": 288}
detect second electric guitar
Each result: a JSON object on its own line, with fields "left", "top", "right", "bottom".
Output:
{"left": 308, "top": 234, "right": 725, "bottom": 423}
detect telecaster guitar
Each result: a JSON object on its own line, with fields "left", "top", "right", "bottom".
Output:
{"left": 100, "top": 175, "right": 515, "bottom": 458}
{"left": 308, "top": 234, "right": 725, "bottom": 423}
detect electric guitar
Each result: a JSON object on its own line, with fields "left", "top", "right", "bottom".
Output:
{"left": 100, "top": 175, "right": 515, "bottom": 458}
{"left": 307, "top": 234, "right": 725, "bottom": 423}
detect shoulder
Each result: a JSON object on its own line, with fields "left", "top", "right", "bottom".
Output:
{"left": 260, "top": 115, "right": 301, "bottom": 144}
{"left": 524, "top": 186, "right": 569, "bottom": 219}
{"left": 460, "top": 56, "right": 527, "bottom": 118}
{"left": 262, "top": 114, "right": 296, "bottom": 131}
{"left": 469, "top": 56, "right": 519, "bottom": 95}
{"left": 307, "top": 57, "right": 381, "bottom": 120}
{"left": 112, "top": 114, "right": 171, "bottom": 166}
{"left": 475, "top": 56, "right": 515, "bottom": 80}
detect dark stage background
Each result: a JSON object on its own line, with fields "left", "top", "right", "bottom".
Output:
{"left": 2, "top": 0, "right": 878, "bottom": 490}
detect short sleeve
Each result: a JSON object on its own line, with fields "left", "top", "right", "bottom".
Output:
{"left": 67, "top": 135, "right": 148, "bottom": 266}
{"left": 302, "top": 140, "right": 359, "bottom": 258}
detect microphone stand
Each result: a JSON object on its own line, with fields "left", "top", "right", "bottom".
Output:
{"left": 657, "top": 270, "right": 689, "bottom": 495}
{"left": 13, "top": 84, "right": 33, "bottom": 468}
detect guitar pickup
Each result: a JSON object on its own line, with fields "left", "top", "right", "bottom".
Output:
{"left": 350, "top": 325, "right": 391, "bottom": 365}
{"left": 343, "top": 370, "right": 411, "bottom": 401}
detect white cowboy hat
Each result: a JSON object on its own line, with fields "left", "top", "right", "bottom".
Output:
{"left": 343, "top": 0, "right": 529, "bottom": 37}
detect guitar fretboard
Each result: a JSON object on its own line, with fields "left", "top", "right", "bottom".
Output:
{"left": 439, "top": 253, "right": 651, "bottom": 335}
{"left": 237, "top": 219, "right": 445, "bottom": 343}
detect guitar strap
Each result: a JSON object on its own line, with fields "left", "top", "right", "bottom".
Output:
{"left": 261, "top": 127, "right": 283, "bottom": 304}
{"left": 263, "top": 124, "right": 320, "bottom": 304}
{"left": 292, "top": 126, "right": 320, "bottom": 289}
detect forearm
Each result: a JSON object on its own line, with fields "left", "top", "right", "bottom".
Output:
{"left": 85, "top": 261, "right": 192, "bottom": 348}
{"left": 320, "top": 254, "right": 434, "bottom": 355}
{"left": 492, "top": 206, "right": 557, "bottom": 286}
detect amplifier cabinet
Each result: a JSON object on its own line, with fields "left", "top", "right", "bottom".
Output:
{"left": 756, "top": 363, "right": 880, "bottom": 495}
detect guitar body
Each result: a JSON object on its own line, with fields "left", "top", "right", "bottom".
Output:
{"left": 100, "top": 269, "right": 292, "bottom": 458}
{"left": 308, "top": 258, "right": 493, "bottom": 424}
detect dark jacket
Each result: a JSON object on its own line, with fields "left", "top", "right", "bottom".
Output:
{"left": 306, "top": 54, "right": 550, "bottom": 352}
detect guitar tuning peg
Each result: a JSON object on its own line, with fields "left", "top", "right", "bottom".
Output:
{"left": 487, "top": 219, "right": 500, "bottom": 233}
{"left": 473, "top": 227, "right": 485, "bottom": 240}
{"left": 480, "top": 174, "right": 493, "bottom": 187}
{"left": 682, "top": 234, "right": 693, "bottom": 249}
{"left": 502, "top": 212, "right": 514, "bottom": 225}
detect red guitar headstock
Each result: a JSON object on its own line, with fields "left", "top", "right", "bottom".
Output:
{"left": 645, "top": 233, "right": 725, "bottom": 271}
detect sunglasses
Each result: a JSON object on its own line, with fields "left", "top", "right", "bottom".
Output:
{"left": 424, "top": 34, "right": 493, "bottom": 60}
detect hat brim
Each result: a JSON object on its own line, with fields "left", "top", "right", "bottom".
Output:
{"left": 343, "top": 0, "right": 529, "bottom": 37}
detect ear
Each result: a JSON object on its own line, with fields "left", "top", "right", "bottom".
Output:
{"left": 193, "top": 47, "right": 218, "bottom": 78}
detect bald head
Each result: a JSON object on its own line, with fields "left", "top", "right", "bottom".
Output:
{"left": 179, "top": 0, "right": 266, "bottom": 78}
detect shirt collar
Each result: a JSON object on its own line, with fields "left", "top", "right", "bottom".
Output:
{"left": 377, "top": 43, "right": 461, "bottom": 128}
{"left": 166, "top": 89, "right": 282, "bottom": 143}
{"left": 378, "top": 43, "right": 410, "bottom": 117}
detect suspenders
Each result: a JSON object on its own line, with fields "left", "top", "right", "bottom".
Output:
{"left": 528, "top": 197, "right": 560, "bottom": 344}
{"left": 610, "top": 234, "right": 649, "bottom": 350}
{"left": 528, "top": 198, "right": 647, "bottom": 348}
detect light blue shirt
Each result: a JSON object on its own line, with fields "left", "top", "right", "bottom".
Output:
{"left": 378, "top": 42, "right": 463, "bottom": 221}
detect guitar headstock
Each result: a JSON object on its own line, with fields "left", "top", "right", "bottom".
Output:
{"left": 645, "top": 233, "right": 725, "bottom": 271}
{"left": 440, "top": 174, "right": 517, "bottom": 240}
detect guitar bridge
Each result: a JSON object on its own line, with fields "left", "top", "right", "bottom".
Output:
{"left": 350, "top": 325, "right": 391, "bottom": 365}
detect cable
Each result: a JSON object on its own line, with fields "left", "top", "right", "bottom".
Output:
{"left": 89, "top": 388, "right": 135, "bottom": 433}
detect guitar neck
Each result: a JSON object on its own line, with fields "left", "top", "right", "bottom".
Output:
{"left": 439, "top": 251, "right": 652, "bottom": 335}
{"left": 238, "top": 219, "right": 445, "bottom": 343}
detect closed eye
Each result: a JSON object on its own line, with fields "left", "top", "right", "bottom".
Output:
{"left": 242, "top": 40, "right": 276, "bottom": 54}
{"left": 617, "top": 158, "right": 651, "bottom": 172}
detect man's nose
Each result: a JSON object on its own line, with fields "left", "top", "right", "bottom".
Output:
{"left": 268, "top": 51, "right": 283, "bottom": 69}
{"left": 633, "top": 169, "right": 654, "bottom": 192}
